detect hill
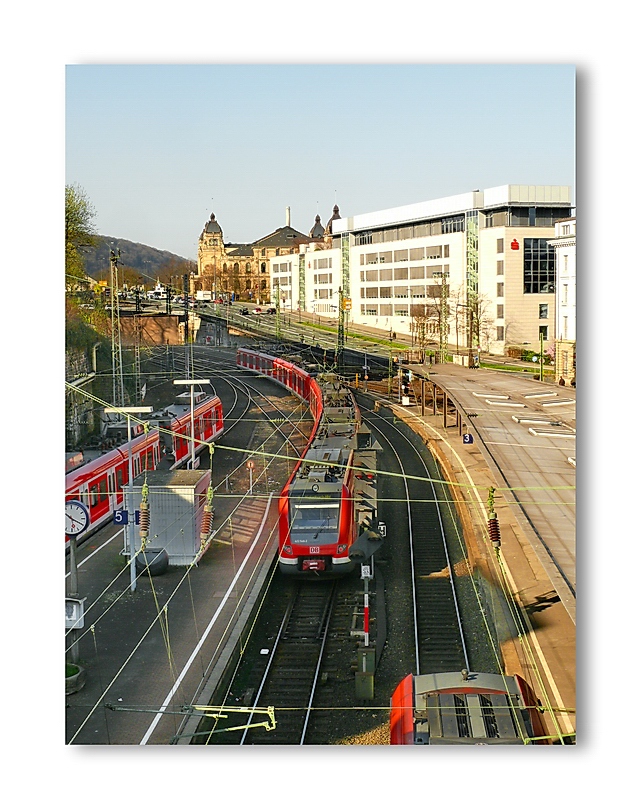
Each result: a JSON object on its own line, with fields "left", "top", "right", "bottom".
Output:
{"left": 80, "top": 236, "right": 194, "bottom": 282}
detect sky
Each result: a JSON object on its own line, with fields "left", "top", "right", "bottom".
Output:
{"left": 65, "top": 64, "right": 575, "bottom": 261}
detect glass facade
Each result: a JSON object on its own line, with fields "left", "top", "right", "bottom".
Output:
{"left": 524, "top": 239, "right": 556, "bottom": 294}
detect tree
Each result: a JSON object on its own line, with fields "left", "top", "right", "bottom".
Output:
{"left": 66, "top": 184, "right": 100, "bottom": 288}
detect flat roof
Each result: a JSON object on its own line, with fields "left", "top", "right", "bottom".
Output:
{"left": 332, "top": 185, "right": 572, "bottom": 234}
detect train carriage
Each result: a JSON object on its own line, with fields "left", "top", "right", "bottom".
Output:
{"left": 65, "top": 394, "right": 224, "bottom": 547}
{"left": 390, "top": 670, "right": 549, "bottom": 745}
{"left": 237, "top": 348, "right": 378, "bottom": 577}
{"left": 65, "top": 430, "right": 161, "bottom": 546}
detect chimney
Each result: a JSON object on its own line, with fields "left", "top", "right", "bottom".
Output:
{"left": 286, "top": 206, "right": 291, "bottom": 227}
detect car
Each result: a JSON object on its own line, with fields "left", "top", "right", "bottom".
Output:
{"left": 252, "top": 307, "right": 262, "bottom": 314}
{"left": 240, "top": 307, "right": 249, "bottom": 315}
{"left": 266, "top": 307, "right": 276, "bottom": 315}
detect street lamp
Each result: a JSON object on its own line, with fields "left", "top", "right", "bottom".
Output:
{"left": 173, "top": 379, "right": 210, "bottom": 469}
{"left": 104, "top": 406, "right": 153, "bottom": 592}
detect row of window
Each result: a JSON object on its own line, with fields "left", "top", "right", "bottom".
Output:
{"left": 360, "top": 265, "right": 450, "bottom": 282}
{"left": 360, "top": 284, "right": 449, "bottom": 300}
{"left": 359, "top": 245, "right": 450, "bottom": 264}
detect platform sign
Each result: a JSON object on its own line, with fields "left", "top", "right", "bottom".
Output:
{"left": 114, "top": 510, "right": 142, "bottom": 525}
{"left": 463, "top": 433, "right": 474, "bottom": 444}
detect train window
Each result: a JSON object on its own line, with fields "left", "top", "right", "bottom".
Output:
{"left": 116, "top": 468, "right": 124, "bottom": 490}
{"left": 99, "top": 479, "right": 108, "bottom": 502}
{"left": 89, "top": 485, "right": 98, "bottom": 507}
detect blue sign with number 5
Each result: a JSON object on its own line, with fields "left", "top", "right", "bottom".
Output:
{"left": 114, "top": 510, "right": 129, "bottom": 524}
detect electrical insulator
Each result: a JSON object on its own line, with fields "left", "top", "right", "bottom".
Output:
{"left": 488, "top": 515, "right": 501, "bottom": 548}
{"left": 200, "top": 504, "right": 214, "bottom": 540}
{"left": 139, "top": 502, "right": 150, "bottom": 541}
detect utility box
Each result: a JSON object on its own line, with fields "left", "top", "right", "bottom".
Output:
{"left": 124, "top": 469, "right": 211, "bottom": 566}
{"left": 355, "top": 646, "right": 376, "bottom": 700}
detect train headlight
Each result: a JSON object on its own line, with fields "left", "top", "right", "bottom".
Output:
{"left": 337, "top": 544, "right": 347, "bottom": 554}
{"left": 282, "top": 545, "right": 293, "bottom": 555}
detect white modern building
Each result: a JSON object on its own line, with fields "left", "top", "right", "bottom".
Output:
{"left": 271, "top": 185, "right": 573, "bottom": 359}
{"left": 549, "top": 216, "right": 576, "bottom": 382}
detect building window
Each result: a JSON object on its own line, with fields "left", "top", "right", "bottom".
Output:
{"left": 497, "top": 260, "right": 504, "bottom": 276}
{"left": 524, "top": 238, "right": 555, "bottom": 294}
{"left": 497, "top": 304, "right": 504, "bottom": 319}
{"left": 442, "top": 216, "right": 464, "bottom": 233}
{"left": 539, "top": 304, "right": 549, "bottom": 319}
{"left": 497, "top": 238, "right": 504, "bottom": 253}
{"left": 496, "top": 326, "right": 504, "bottom": 341}
{"left": 496, "top": 282, "right": 504, "bottom": 297}
{"left": 539, "top": 326, "right": 548, "bottom": 340}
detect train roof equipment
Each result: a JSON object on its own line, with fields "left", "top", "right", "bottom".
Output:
{"left": 390, "top": 670, "right": 548, "bottom": 745}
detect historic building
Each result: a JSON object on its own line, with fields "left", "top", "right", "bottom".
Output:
{"left": 195, "top": 208, "right": 332, "bottom": 303}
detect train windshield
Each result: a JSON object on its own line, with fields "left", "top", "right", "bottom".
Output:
{"left": 289, "top": 500, "right": 340, "bottom": 543}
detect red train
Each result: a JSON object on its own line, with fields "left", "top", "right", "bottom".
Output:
{"left": 237, "top": 348, "right": 379, "bottom": 576}
{"left": 65, "top": 394, "right": 224, "bottom": 546}
{"left": 390, "top": 670, "right": 549, "bottom": 745}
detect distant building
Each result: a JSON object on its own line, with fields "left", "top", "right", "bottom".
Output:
{"left": 548, "top": 216, "right": 576, "bottom": 382}
{"left": 196, "top": 208, "right": 322, "bottom": 303}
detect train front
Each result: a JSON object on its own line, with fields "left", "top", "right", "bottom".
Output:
{"left": 278, "top": 445, "right": 356, "bottom": 576}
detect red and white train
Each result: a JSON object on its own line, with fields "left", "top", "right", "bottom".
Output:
{"left": 390, "top": 670, "right": 550, "bottom": 745}
{"left": 237, "top": 348, "right": 379, "bottom": 576}
{"left": 65, "top": 394, "right": 224, "bottom": 546}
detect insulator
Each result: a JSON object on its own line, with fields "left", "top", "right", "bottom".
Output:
{"left": 488, "top": 516, "right": 501, "bottom": 548}
{"left": 200, "top": 505, "right": 213, "bottom": 540}
{"left": 139, "top": 502, "right": 150, "bottom": 538}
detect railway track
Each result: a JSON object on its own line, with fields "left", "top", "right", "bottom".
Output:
{"left": 361, "top": 400, "right": 471, "bottom": 676}
{"left": 199, "top": 580, "right": 338, "bottom": 745}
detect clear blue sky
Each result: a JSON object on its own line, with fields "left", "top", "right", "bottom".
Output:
{"left": 66, "top": 64, "right": 575, "bottom": 261}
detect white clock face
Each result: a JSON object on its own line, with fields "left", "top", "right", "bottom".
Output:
{"left": 65, "top": 500, "right": 90, "bottom": 536}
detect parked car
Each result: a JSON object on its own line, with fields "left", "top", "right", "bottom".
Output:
{"left": 252, "top": 307, "right": 262, "bottom": 314}
{"left": 266, "top": 307, "right": 276, "bottom": 315}
{"left": 240, "top": 307, "right": 249, "bottom": 315}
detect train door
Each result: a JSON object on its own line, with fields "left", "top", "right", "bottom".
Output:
{"left": 108, "top": 470, "right": 117, "bottom": 512}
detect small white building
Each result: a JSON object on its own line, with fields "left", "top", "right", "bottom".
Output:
{"left": 549, "top": 216, "right": 576, "bottom": 382}
{"left": 124, "top": 469, "right": 212, "bottom": 566}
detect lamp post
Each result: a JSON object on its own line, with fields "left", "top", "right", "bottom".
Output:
{"left": 104, "top": 406, "right": 153, "bottom": 592}
{"left": 173, "top": 379, "right": 210, "bottom": 469}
